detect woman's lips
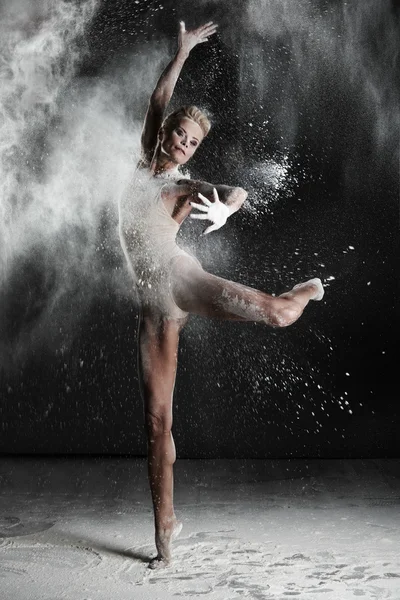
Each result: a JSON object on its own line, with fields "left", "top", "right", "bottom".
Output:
{"left": 175, "top": 147, "right": 186, "bottom": 155}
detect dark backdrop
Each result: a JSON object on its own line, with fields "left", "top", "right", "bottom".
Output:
{"left": 0, "top": 0, "right": 398, "bottom": 457}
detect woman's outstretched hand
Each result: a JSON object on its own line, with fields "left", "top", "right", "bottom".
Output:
{"left": 190, "top": 188, "right": 230, "bottom": 235}
{"left": 178, "top": 21, "right": 218, "bottom": 55}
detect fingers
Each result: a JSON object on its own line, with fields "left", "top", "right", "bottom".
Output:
{"left": 200, "top": 22, "right": 218, "bottom": 34}
{"left": 190, "top": 213, "right": 210, "bottom": 220}
{"left": 179, "top": 21, "right": 186, "bottom": 32}
{"left": 190, "top": 201, "right": 208, "bottom": 212}
{"left": 197, "top": 192, "right": 212, "bottom": 206}
{"left": 212, "top": 187, "right": 219, "bottom": 202}
{"left": 196, "top": 22, "right": 218, "bottom": 39}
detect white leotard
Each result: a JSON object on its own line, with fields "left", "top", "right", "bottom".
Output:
{"left": 118, "top": 167, "right": 201, "bottom": 319}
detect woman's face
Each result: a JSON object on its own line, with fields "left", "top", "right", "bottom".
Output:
{"left": 160, "top": 117, "right": 204, "bottom": 165}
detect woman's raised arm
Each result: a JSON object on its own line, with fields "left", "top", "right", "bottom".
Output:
{"left": 140, "top": 21, "right": 218, "bottom": 166}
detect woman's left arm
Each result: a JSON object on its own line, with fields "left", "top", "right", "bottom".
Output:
{"left": 169, "top": 179, "right": 248, "bottom": 234}
{"left": 198, "top": 182, "right": 248, "bottom": 215}
{"left": 175, "top": 180, "right": 247, "bottom": 211}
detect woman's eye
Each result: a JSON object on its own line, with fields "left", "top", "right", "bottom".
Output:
{"left": 176, "top": 129, "right": 183, "bottom": 136}
{"left": 190, "top": 140, "right": 198, "bottom": 147}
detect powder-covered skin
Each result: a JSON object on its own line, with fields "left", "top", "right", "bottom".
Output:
{"left": 219, "top": 287, "right": 266, "bottom": 322}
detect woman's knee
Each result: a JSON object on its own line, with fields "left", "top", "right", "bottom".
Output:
{"left": 145, "top": 408, "right": 173, "bottom": 440}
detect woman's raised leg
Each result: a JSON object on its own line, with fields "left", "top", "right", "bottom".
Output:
{"left": 170, "top": 256, "right": 324, "bottom": 324}
{"left": 137, "top": 310, "right": 186, "bottom": 568}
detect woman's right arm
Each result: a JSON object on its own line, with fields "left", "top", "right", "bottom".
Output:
{"left": 139, "top": 21, "right": 218, "bottom": 167}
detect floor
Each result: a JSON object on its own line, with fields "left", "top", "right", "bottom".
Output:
{"left": 0, "top": 457, "right": 399, "bottom": 600}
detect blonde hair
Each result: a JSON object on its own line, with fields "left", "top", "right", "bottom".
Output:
{"left": 162, "top": 105, "right": 211, "bottom": 138}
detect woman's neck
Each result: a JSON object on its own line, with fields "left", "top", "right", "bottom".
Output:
{"left": 151, "top": 150, "right": 180, "bottom": 177}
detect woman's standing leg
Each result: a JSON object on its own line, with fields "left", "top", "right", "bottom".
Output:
{"left": 137, "top": 310, "right": 186, "bottom": 568}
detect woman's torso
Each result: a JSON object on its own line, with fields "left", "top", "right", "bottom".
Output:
{"left": 118, "top": 167, "right": 190, "bottom": 270}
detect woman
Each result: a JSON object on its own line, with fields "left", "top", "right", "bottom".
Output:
{"left": 119, "top": 20, "right": 324, "bottom": 569}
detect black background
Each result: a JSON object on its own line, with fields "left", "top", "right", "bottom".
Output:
{"left": 0, "top": 0, "right": 398, "bottom": 457}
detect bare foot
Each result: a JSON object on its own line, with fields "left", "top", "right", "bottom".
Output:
{"left": 148, "top": 555, "right": 169, "bottom": 570}
{"left": 292, "top": 277, "right": 324, "bottom": 301}
{"left": 148, "top": 518, "right": 183, "bottom": 569}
